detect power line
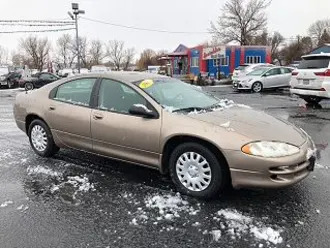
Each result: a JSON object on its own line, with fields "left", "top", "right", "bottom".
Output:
{"left": 0, "top": 28, "right": 75, "bottom": 34}
{"left": 81, "top": 16, "right": 210, "bottom": 34}
{"left": 0, "top": 19, "right": 74, "bottom": 24}
{"left": 0, "top": 23, "right": 74, "bottom": 27}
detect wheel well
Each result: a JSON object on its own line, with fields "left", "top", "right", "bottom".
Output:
{"left": 25, "top": 114, "right": 45, "bottom": 134}
{"left": 161, "top": 135, "right": 231, "bottom": 179}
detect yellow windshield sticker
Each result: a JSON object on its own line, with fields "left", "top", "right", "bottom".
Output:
{"left": 139, "top": 79, "right": 154, "bottom": 89}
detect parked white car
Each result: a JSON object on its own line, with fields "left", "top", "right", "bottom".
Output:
{"left": 232, "top": 63, "right": 274, "bottom": 81}
{"left": 233, "top": 67, "right": 293, "bottom": 93}
{"left": 0, "top": 66, "right": 9, "bottom": 87}
{"left": 91, "top": 65, "right": 108, "bottom": 73}
{"left": 290, "top": 53, "right": 330, "bottom": 104}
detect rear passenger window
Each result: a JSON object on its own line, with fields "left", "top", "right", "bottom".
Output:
{"left": 54, "top": 78, "right": 96, "bottom": 106}
{"left": 280, "top": 68, "right": 291, "bottom": 74}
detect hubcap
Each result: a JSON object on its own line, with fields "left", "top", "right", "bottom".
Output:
{"left": 253, "top": 83, "right": 262, "bottom": 92}
{"left": 31, "top": 125, "right": 47, "bottom": 152}
{"left": 176, "top": 152, "right": 212, "bottom": 192}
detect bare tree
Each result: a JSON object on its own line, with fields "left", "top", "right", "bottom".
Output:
{"left": 280, "top": 36, "right": 313, "bottom": 65}
{"left": 253, "top": 31, "right": 284, "bottom": 63}
{"left": 137, "top": 49, "right": 157, "bottom": 71}
{"left": 308, "top": 19, "right": 330, "bottom": 46}
{"left": 318, "top": 29, "right": 330, "bottom": 46}
{"left": 122, "top": 48, "right": 135, "bottom": 71}
{"left": 70, "top": 36, "right": 89, "bottom": 68}
{"left": 210, "top": 0, "right": 271, "bottom": 45}
{"left": 89, "top": 39, "right": 104, "bottom": 66}
{"left": 106, "top": 40, "right": 125, "bottom": 70}
{"left": 0, "top": 45, "right": 9, "bottom": 65}
{"left": 55, "top": 34, "right": 75, "bottom": 69}
{"left": 19, "top": 36, "right": 51, "bottom": 71}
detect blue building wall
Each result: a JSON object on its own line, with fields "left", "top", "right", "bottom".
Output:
{"left": 190, "top": 49, "right": 200, "bottom": 75}
{"left": 244, "top": 49, "right": 266, "bottom": 63}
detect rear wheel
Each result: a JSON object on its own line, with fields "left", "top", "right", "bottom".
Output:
{"left": 25, "top": 82, "right": 34, "bottom": 91}
{"left": 28, "top": 119, "right": 59, "bottom": 157}
{"left": 169, "top": 142, "right": 228, "bottom": 199}
{"left": 302, "top": 96, "right": 322, "bottom": 104}
{"left": 251, "top": 82, "right": 263, "bottom": 93}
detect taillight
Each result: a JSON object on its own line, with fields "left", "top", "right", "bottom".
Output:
{"left": 292, "top": 71, "right": 298, "bottom": 76}
{"left": 314, "top": 70, "right": 330, "bottom": 76}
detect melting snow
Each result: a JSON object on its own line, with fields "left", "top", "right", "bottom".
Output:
{"left": 306, "top": 148, "right": 317, "bottom": 160}
{"left": 211, "top": 230, "right": 222, "bottom": 241}
{"left": 220, "top": 121, "right": 231, "bottom": 128}
{"left": 0, "top": 200, "right": 13, "bottom": 208}
{"left": 27, "top": 165, "right": 62, "bottom": 178}
{"left": 216, "top": 209, "right": 283, "bottom": 245}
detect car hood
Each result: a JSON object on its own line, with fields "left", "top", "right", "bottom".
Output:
{"left": 187, "top": 107, "right": 306, "bottom": 146}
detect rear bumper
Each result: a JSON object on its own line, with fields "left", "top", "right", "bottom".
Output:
{"left": 224, "top": 137, "right": 315, "bottom": 189}
{"left": 290, "top": 88, "right": 329, "bottom": 98}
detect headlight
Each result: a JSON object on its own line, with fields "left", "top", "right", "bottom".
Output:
{"left": 242, "top": 141, "right": 300, "bottom": 158}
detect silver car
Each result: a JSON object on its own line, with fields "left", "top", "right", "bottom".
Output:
{"left": 233, "top": 67, "right": 293, "bottom": 93}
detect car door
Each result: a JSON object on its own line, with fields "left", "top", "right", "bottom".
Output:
{"left": 91, "top": 78, "right": 162, "bottom": 167}
{"left": 280, "top": 68, "right": 292, "bottom": 87}
{"left": 46, "top": 77, "right": 98, "bottom": 152}
{"left": 38, "top": 73, "right": 53, "bottom": 87}
{"left": 263, "top": 68, "right": 282, "bottom": 88}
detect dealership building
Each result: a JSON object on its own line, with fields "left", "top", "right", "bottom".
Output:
{"left": 167, "top": 44, "right": 272, "bottom": 77}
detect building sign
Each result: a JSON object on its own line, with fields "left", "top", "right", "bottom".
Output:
{"left": 202, "top": 46, "right": 226, "bottom": 60}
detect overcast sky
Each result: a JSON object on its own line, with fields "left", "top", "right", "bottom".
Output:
{"left": 1, "top": 0, "right": 330, "bottom": 56}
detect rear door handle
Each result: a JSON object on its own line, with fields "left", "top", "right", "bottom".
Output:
{"left": 93, "top": 113, "right": 104, "bottom": 120}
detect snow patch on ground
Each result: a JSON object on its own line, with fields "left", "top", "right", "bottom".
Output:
{"left": 236, "top": 103, "right": 252, "bottom": 109}
{"left": 128, "top": 193, "right": 200, "bottom": 225}
{"left": 27, "top": 165, "right": 62, "bottom": 178}
{"left": 216, "top": 209, "right": 283, "bottom": 245}
{"left": 315, "top": 163, "right": 329, "bottom": 169}
{"left": 0, "top": 200, "right": 13, "bottom": 208}
{"left": 51, "top": 175, "right": 95, "bottom": 194}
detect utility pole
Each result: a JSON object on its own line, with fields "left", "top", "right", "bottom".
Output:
{"left": 68, "top": 3, "right": 85, "bottom": 73}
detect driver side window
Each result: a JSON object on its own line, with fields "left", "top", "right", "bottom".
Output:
{"left": 98, "top": 79, "right": 147, "bottom": 114}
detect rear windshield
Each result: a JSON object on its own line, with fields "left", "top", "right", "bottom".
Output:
{"left": 298, "top": 56, "right": 330, "bottom": 69}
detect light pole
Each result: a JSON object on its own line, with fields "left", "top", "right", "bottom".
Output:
{"left": 68, "top": 3, "right": 85, "bottom": 73}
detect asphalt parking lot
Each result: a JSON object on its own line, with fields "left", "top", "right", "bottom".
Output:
{"left": 0, "top": 87, "right": 329, "bottom": 248}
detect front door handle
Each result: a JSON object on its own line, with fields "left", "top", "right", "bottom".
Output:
{"left": 93, "top": 113, "right": 104, "bottom": 120}
{"left": 49, "top": 106, "right": 56, "bottom": 111}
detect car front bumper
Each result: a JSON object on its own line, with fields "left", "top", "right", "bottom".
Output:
{"left": 233, "top": 81, "right": 252, "bottom": 90}
{"left": 224, "top": 137, "right": 315, "bottom": 189}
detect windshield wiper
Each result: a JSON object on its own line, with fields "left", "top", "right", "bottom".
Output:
{"left": 172, "top": 107, "right": 204, "bottom": 113}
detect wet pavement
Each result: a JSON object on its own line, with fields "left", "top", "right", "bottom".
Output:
{"left": 0, "top": 87, "right": 329, "bottom": 248}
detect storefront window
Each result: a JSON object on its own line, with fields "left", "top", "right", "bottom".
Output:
{"left": 191, "top": 57, "right": 199, "bottom": 67}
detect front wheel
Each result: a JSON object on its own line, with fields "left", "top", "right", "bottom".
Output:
{"left": 28, "top": 119, "right": 59, "bottom": 157}
{"left": 169, "top": 143, "right": 228, "bottom": 199}
{"left": 251, "top": 82, "right": 263, "bottom": 93}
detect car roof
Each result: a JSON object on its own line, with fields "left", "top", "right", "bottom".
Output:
{"left": 302, "top": 53, "right": 330, "bottom": 58}
{"left": 86, "top": 71, "right": 168, "bottom": 83}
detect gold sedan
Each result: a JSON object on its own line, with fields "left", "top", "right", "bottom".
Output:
{"left": 14, "top": 72, "right": 316, "bottom": 199}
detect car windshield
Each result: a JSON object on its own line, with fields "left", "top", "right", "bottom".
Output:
{"left": 135, "top": 78, "right": 220, "bottom": 112}
{"left": 235, "top": 65, "right": 249, "bottom": 71}
{"left": 298, "top": 56, "right": 330, "bottom": 69}
{"left": 247, "top": 67, "right": 270, "bottom": 76}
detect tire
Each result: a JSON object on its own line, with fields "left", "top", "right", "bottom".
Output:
{"left": 7, "top": 80, "right": 14, "bottom": 89}
{"left": 251, "top": 82, "right": 263, "bottom": 93}
{"left": 25, "top": 82, "right": 34, "bottom": 91}
{"left": 28, "top": 119, "right": 59, "bottom": 157}
{"left": 302, "top": 96, "right": 322, "bottom": 104}
{"left": 169, "top": 142, "right": 228, "bottom": 199}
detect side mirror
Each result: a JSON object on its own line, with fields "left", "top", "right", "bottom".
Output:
{"left": 128, "top": 104, "right": 158, "bottom": 118}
